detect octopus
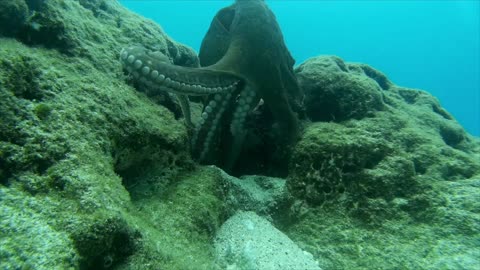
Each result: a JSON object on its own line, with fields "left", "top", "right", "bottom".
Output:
{"left": 120, "top": 0, "right": 302, "bottom": 171}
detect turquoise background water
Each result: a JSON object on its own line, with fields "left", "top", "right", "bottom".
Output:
{"left": 120, "top": 0, "right": 480, "bottom": 136}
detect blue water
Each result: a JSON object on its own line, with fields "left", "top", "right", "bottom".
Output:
{"left": 121, "top": 0, "right": 480, "bottom": 136}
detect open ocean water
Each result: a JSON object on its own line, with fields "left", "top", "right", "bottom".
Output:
{"left": 121, "top": 0, "right": 480, "bottom": 136}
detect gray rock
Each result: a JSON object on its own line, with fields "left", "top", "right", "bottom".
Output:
{"left": 220, "top": 169, "right": 291, "bottom": 217}
{"left": 214, "top": 211, "right": 321, "bottom": 270}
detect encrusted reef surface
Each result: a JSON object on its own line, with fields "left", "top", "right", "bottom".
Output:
{"left": 287, "top": 56, "right": 480, "bottom": 269}
{"left": 0, "top": 0, "right": 479, "bottom": 270}
{"left": 0, "top": 0, "right": 217, "bottom": 269}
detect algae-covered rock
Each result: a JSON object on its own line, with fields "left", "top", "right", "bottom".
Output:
{"left": 0, "top": 0, "right": 221, "bottom": 269}
{"left": 72, "top": 216, "right": 140, "bottom": 269}
{"left": 285, "top": 55, "right": 480, "bottom": 269}
{"left": 0, "top": 188, "right": 77, "bottom": 269}
{"left": 296, "top": 56, "right": 386, "bottom": 122}
{"left": 220, "top": 170, "right": 292, "bottom": 219}
{"left": 289, "top": 55, "right": 480, "bottom": 213}
{"left": 0, "top": 0, "right": 28, "bottom": 37}
{"left": 119, "top": 166, "right": 228, "bottom": 270}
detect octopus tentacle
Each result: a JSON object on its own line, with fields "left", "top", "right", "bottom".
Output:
{"left": 120, "top": 46, "right": 242, "bottom": 96}
{"left": 191, "top": 84, "right": 260, "bottom": 166}
{"left": 191, "top": 91, "right": 236, "bottom": 161}
{"left": 225, "top": 85, "right": 260, "bottom": 170}
{"left": 230, "top": 85, "right": 258, "bottom": 136}
{"left": 176, "top": 94, "right": 194, "bottom": 129}
{"left": 120, "top": 46, "right": 249, "bottom": 164}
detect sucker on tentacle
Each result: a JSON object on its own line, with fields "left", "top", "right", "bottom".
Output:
{"left": 119, "top": 45, "right": 247, "bottom": 163}
{"left": 120, "top": 46, "right": 241, "bottom": 96}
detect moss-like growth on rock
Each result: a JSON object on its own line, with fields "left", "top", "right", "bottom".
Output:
{"left": 119, "top": 167, "right": 227, "bottom": 270}
{"left": 0, "top": 0, "right": 28, "bottom": 37}
{"left": 0, "top": 0, "right": 218, "bottom": 269}
{"left": 72, "top": 216, "right": 141, "bottom": 269}
{"left": 285, "top": 55, "right": 480, "bottom": 269}
{"left": 296, "top": 56, "right": 386, "bottom": 122}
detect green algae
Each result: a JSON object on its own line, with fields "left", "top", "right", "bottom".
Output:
{"left": 283, "top": 55, "right": 480, "bottom": 269}
{"left": 0, "top": 0, "right": 28, "bottom": 37}
{"left": 0, "top": 0, "right": 215, "bottom": 269}
{"left": 0, "top": 35, "right": 218, "bottom": 267}
{"left": 118, "top": 167, "right": 227, "bottom": 270}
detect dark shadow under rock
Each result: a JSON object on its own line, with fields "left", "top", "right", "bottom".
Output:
{"left": 0, "top": 0, "right": 29, "bottom": 37}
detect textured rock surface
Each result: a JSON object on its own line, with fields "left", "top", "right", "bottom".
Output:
{"left": 214, "top": 211, "right": 321, "bottom": 270}
{"left": 0, "top": 0, "right": 28, "bottom": 36}
{"left": 220, "top": 169, "right": 291, "bottom": 220}
{"left": 0, "top": 0, "right": 221, "bottom": 269}
{"left": 296, "top": 56, "right": 387, "bottom": 122}
{"left": 289, "top": 56, "right": 480, "bottom": 211}
{"left": 286, "top": 55, "right": 480, "bottom": 269}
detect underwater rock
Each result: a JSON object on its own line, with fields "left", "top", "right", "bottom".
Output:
{"left": 0, "top": 0, "right": 28, "bottom": 37}
{"left": 71, "top": 217, "right": 140, "bottom": 269}
{"left": 0, "top": 0, "right": 217, "bottom": 269}
{"left": 296, "top": 56, "right": 386, "bottom": 122}
{"left": 214, "top": 211, "right": 321, "bottom": 270}
{"left": 289, "top": 122, "right": 409, "bottom": 206}
{"left": 219, "top": 169, "right": 292, "bottom": 219}
{"left": 286, "top": 55, "right": 480, "bottom": 269}
{"left": 0, "top": 188, "right": 77, "bottom": 269}
{"left": 289, "top": 56, "right": 480, "bottom": 212}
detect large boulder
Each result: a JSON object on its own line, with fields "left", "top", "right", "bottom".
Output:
{"left": 296, "top": 56, "right": 388, "bottom": 122}
{"left": 0, "top": 0, "right": 223, "bottom": 269}
{"left": 284, "top": 55, "right": 480, "bottom": 269}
